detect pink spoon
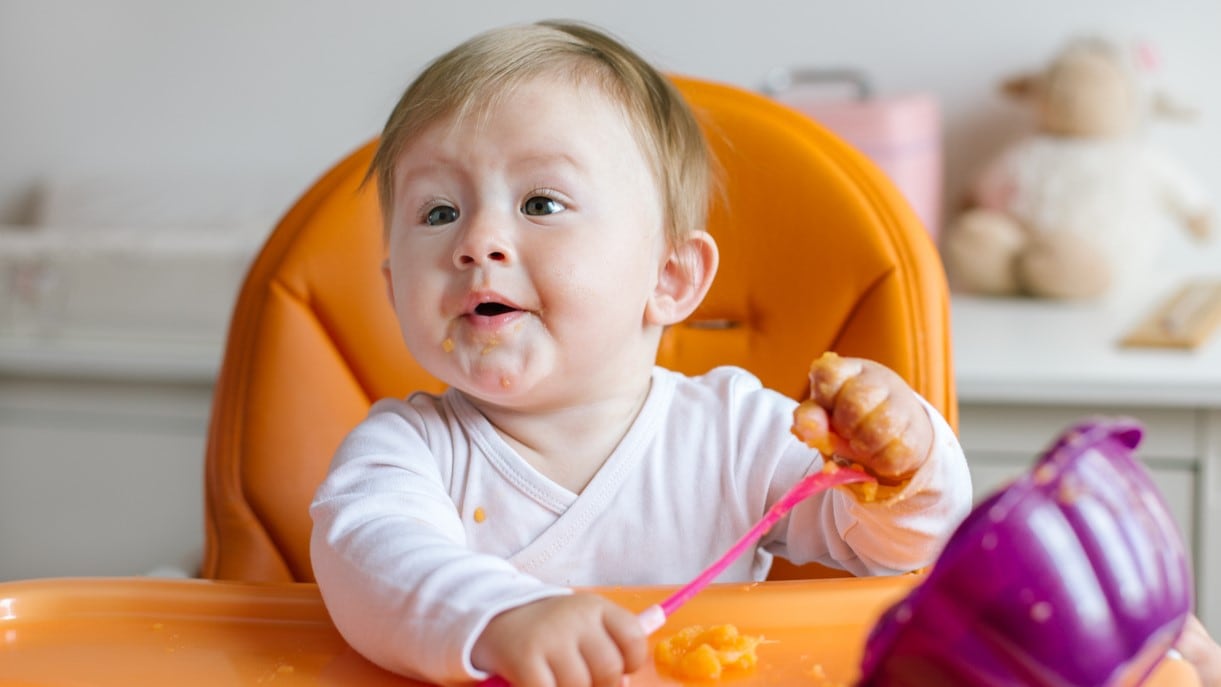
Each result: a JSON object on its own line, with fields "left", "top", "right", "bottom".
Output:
{"left": 480, "top": 464, "right": 876, "bottom": 686}
{"left": 635, "top": 465, "right": 876, "bottom": 634}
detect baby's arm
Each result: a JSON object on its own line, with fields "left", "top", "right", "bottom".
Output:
{"left": 310, "top": 403, "right": 571, "bottom": 684}
{"left": 783, "top": 352, "right": 971, "bottom": 574}
{"left": 471, "top": 594, "right": 647, "bottom": 687}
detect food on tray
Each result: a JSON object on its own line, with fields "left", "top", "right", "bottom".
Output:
{"left": 805, "top": 663, "right": 847, "bottom": 687}
{"left": 654, "top": 623, "right": 762, "bottom": 680}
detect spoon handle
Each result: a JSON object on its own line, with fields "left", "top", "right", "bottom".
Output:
{"left": 639, "top": 467, "right": 875, "bottom": 634}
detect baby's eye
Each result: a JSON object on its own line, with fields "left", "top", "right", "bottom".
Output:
{"left": 425, "top": 204, "right": 459, "bottom": 226}
{"left": 522, "top": 195, "right": 566, "bottom": 217}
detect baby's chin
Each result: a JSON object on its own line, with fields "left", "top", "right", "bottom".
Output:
{"left": 460, "top": 368, "right": 526, "bottom": 398}
{"left": 452, "top": 378, "right": 554, "bottom": 417}
{"left": 445, "top": 352, "right": 552, "bottom": 404}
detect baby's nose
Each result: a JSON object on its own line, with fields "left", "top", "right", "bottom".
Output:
{"left": 453, "top": 219, "right": 512, "bottom": 267}
{"left": 455, "top": 248, "right": 509, "bottom": 267}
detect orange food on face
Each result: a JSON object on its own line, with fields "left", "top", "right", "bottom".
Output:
{"left": 654, "top": 624, "right": 763, "bottom": 680}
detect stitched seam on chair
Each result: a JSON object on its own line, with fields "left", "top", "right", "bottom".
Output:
{"left": 858, "top": 188, "right": 922, "bottom": 384}
{"left": 716, "top": 81, "right": 926, "bottom": 395}
{"left": 696, "top": 79, "right": 953, "bottom": 428}
{"left": 818, "top": 142, "right": 929, "bottom": 395}
{"left": 812, "top": 127, "right": 954, "bottom": 426}
{"left": 270, "top": 276, "right": 377, "bottom": 406}
{"left": 205, "top": 230, "right": 298, "bottom": 579}
{"left": 204, "top": 141, "right": 377, "bottom": 580}
{"left": 238, "top": 278, "right": 368, "bottom": 581}
{"left": 827, "top": 265, "right": 897, "bottom": 351}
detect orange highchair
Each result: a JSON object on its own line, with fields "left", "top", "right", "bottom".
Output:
{"left": 200, "top": 75, "right": 955, "bottom": 583}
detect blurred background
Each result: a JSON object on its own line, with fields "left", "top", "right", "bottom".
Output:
{"left": 3, "top": 0, "right": 1219, "bottom": 229}
{"left": 1, "top": 1, "right": 1219, "bottom": 630}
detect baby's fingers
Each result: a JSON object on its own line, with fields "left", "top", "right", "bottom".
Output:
{"left": 804, "top": 351, "right": 931, "bottom": 483}
{"left": 852, "top": 405, "right": 926, "bottom": 483}
{"left": 809, "top": 353, "right": 895, "bottom": 454}
{"left": 576, "top": 637, "right": 626, "bottom": 687}
{"left": 791, "top": 400, "right": 854, "bottom": 457}
{"left": 807, "top": 351, "right": 864, "bottom": 407}
{"left": 603, "top": 608, "right": 647, "bottom": 675}
{"left": 1176, "top": 614, "right": 1221, "bottom": 687}
{"left": 792, "top": 401, "right": 833, "bottom": 454}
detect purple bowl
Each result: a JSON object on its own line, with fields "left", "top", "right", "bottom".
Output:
{"left": 858, "top": 417, "right": 1193, "bottom": 686}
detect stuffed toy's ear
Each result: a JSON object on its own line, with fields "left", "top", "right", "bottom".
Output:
{"left": 1001, "top": 73, "right": 1038, "bottom": 101}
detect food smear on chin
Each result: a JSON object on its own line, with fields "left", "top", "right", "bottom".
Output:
{"left": 441, "top": 338, "right": 455, "bottom": 353}
{"left": 654, "top": 624, "right": 763, "bottom": 680}
{"left": 480, "top": 334, "right": 501, "bottom": 355}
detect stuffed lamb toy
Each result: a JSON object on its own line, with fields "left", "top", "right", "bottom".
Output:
{"left": 942, "top": 37, "right": 1213, "bottom": 300}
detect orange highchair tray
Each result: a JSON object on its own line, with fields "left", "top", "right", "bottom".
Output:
{"left": 0, "top": 576, "right": 1199, "bottom": 686}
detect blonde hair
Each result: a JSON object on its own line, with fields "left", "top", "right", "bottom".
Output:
{"left": 367, "top": 20, "right": 710, "bottom": 246}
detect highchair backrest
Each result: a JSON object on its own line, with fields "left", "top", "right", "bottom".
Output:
{"left": 201, "top": 75, "right": 956, "bottom": 582}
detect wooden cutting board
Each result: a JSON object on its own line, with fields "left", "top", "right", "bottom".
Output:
{"left": 1121, "top": 279, "right": 1221, "bottom": 349}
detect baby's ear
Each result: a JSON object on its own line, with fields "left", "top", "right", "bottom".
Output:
{"left": 645, "top": 231, "right": 719, "bottom": 326}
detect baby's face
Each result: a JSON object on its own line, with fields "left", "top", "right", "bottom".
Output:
{"left": 384, "top": 74, "right": 670, "bottom": 410}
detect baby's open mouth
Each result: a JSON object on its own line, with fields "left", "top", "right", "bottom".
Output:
{"left": 474, "top": 302, "right": 517, "bottom": 316}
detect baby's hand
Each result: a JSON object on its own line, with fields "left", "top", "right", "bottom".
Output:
{"left": 1177, "top": 613, "right": 1221, "bottom": 687}
{"left": 792, "top": 352, "right": 933, "bottom": 486}
{"left": 471, "top": 593, "right": 647, "bottom": 687}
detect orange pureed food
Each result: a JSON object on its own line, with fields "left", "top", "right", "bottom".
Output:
{"left": 654, "top": 624, "right": 763, "bottom": 680}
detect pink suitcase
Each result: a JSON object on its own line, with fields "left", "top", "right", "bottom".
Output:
{"left": 765, "top": 68, "right": 943, "bottom": 239}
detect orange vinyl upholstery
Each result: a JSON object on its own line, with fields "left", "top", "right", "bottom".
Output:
{"left": 200, "top": 75, "right": 956, "bottom": 583}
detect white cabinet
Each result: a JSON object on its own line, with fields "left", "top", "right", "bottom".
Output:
{"left": 0, "top": 337, "right": 217, "bottom": 580}
{"left": 960, "top": 403, "right": 1201, "bottom": 578}
{"left": 953, "top": 291, "right": 1221, "bottom": 632}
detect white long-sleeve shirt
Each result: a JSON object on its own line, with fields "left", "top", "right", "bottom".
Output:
{"left": 310, "top": 365, "right": 971, "bottom": 684}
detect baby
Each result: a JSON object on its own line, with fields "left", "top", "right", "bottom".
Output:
{"left": 309, "top": 20, "right": 972, "bottom": 687}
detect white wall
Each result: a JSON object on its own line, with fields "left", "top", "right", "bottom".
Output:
{"left": 1, "top": 0, "right": 1219, "bottom": 585}
{"left": 3, "top": 0, "right": 1221, "bottom": 260}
